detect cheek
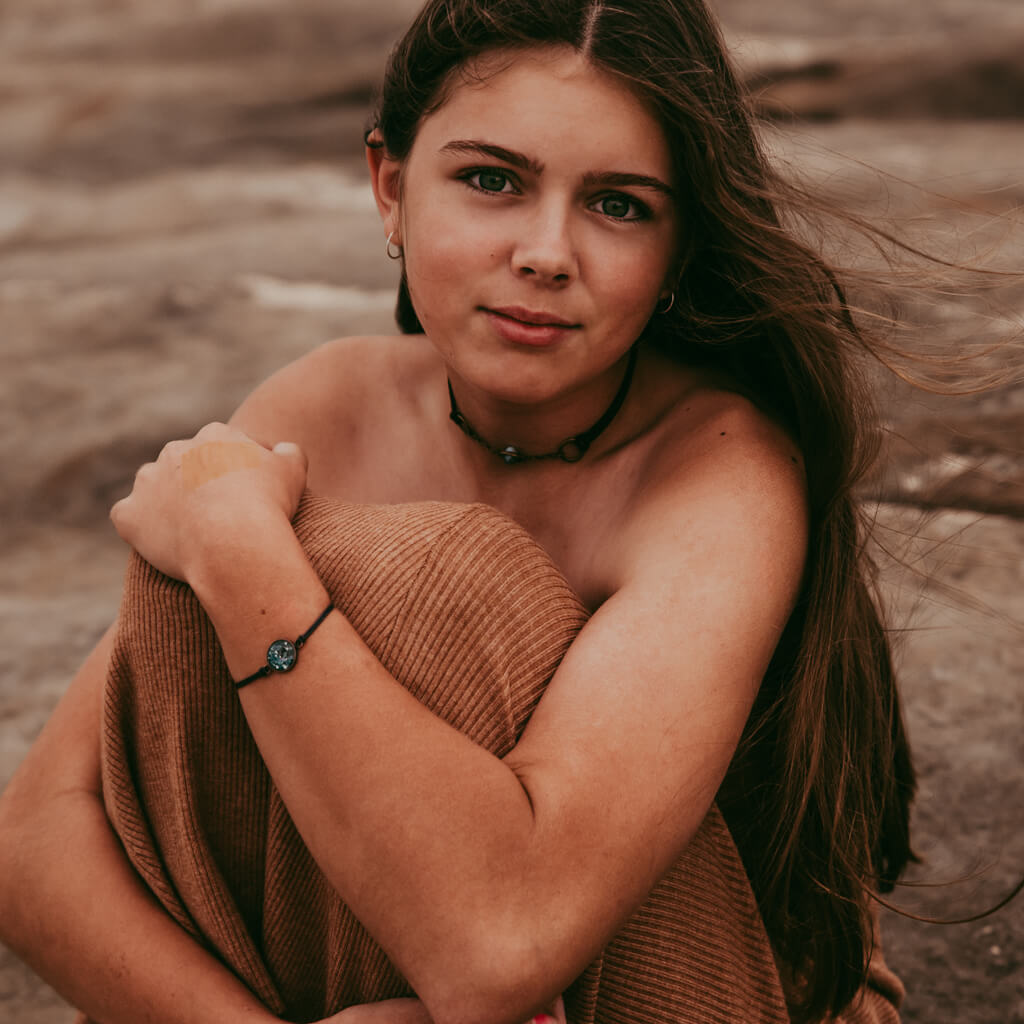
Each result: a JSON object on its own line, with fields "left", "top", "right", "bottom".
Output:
{"left": 598, "top": 241, "right": 671, "bottom": 312}
{"left": 408, "top": 233, "right": 488, "bottom": 288}
{"left": 402, "top": 190, "right": 500, "bottom": 288}
{"left": 402, "top": 208, "right": 495, "bottom": 341}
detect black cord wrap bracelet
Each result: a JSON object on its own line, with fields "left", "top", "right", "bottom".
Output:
{"left": 235, "top": 603, "right": 334, "bottom": 689}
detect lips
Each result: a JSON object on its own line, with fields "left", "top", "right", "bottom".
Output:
{"left": 482, "top": 306, "right": 579, "bottom": 348}
{"left": 485, "top": 306, "right": 579, "bottom": 328}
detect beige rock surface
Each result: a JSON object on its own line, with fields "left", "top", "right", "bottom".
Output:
{"left": 1, "top": 1, "right": 1021, "bottom": 1021}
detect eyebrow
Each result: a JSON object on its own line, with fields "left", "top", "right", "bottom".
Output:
{"left": 439, "top": 139, "right": 674, "bottom": 199}
{"left": 440, "top": 140, "right": 543, "bottom": 176}
{"left": 582, "top": 170, "right": 675, "bottom": 199}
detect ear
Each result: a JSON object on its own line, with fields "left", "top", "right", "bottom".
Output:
{"left": 366, "top": 138, "right": 403, "bottom": 242}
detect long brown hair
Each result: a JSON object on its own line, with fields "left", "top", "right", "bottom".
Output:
{"left": 369, "top": 1, "right": 917, "bottom": 1018}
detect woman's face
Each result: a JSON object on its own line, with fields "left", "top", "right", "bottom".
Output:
{"left": 376, "top": 46, "right": 679, "bottom": 408}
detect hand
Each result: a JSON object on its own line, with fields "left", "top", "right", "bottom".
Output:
{"left": 110, "top": 422, "right": 307, "bottom": 583}
{"left": 316, "top": 995, "right": 566, "bottom": 1024}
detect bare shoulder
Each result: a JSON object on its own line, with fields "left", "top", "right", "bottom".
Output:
{"left": 615, "top": 384, "right": 808, "bottom": 597}
{"left": 230, "top": 334, "right": 419, "bottom": 446}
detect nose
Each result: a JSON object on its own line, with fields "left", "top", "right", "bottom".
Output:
{"left": 511, "top": 202, "right": 577, "bottom": 286}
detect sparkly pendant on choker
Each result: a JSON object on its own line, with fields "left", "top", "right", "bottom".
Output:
{"left": 448, "top": 346, "right": 638, "bottom": 465}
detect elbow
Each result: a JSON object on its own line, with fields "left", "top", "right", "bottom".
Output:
{"left": 0, "top": 779, "right": 99, "bottom": 946}
{"left": 414, "top": 928, "right": 561, "bottom": 1024}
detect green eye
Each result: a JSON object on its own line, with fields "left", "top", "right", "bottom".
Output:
{"left": 476, "top": 170, "right": 511, "bottom": 192}
{"left": 598, "top": 195, "right": 643, "bottom": 220}
{"left": 459, "top": 168, "right": 519, "bottom": 197}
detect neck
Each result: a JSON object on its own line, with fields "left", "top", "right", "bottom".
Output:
{"left": 447, "top": 347, "right": 638, "bottom": 466}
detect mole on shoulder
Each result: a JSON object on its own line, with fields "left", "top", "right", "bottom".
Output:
{"left": 719, "top": 431, "right": 726, "bottom": 436}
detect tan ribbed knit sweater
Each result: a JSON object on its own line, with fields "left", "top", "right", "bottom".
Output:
{"left": 95, "top": 494, "right": 903, "bottom": 1023}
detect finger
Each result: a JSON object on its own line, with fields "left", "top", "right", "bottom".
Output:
{"left": 158, "top": 439, "right": 186, "bottom": 464}
{"left": 109, "top": 495, "right": 133, "bottom": 539}
{"left": 552, "top": 995, "right": 567, "bottom": 1024}
{"left": 194, "top": 420, "right": 232, "bottom": 442}
{"left": 132, "top": 461, "right": 157, "bottom": 485}
{"left": 530, "top": 995, "right": 566, "bottom": 1024}
{"left": 273, "top": 440, "right": 309, "bottom": 473}
{"left": 196, "top": 420, "right": 228, "bottom": 435}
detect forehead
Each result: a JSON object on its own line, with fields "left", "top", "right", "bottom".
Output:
{"left": 414, "top": 46, "right": 672, "bottom": 180}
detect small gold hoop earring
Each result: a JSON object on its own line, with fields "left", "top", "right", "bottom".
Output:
{"left": 657, "top": 291, "right": 675, "bottom": 315}
{"left": 385, "top": 232, "right": 402, "bottom": 260}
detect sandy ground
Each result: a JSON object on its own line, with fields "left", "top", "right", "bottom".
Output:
{"left": 1, "top": 0, "right": 1022, "bottom": 1021}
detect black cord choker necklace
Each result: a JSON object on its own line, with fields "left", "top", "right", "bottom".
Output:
{"left": 447, "top": 346, "right": 638, "bottom": 465}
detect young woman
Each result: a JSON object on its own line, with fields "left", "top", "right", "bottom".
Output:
{"left": 0, "top": 1, "right": 917, "bottom": 1022}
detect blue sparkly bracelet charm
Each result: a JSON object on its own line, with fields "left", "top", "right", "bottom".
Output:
{"left": 235, "top": 603, "right": 334, "bottom": 689}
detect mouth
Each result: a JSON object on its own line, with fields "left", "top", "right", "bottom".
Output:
{"left": 484, "top": 306, "right": 580, "bottom": 329}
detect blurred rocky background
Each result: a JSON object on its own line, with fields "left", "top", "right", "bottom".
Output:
{"left": 1, "top": 0, "right": 1021, "bottom": 1020}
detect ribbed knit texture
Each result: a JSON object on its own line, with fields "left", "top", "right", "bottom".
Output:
{"left": 94, "top": 494, "right": 903, "bottom": 1023}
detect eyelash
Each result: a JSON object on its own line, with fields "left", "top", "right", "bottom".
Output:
{"left": 457, "top": 167, "right": 652, "bottom": 223}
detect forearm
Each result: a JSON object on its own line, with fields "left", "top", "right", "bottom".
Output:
{"left": 0, "top": 789, "right": 275, "bottom": 1024}
{"left": 192, "top": 524, "right": 564, "bottom": 1023}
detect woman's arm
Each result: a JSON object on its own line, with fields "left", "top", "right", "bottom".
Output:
{"left": 110, "top": 413, "right": 807, "bottom": 1024}
{"left": 0, "top": 625, "right": 279, "bottom": 1024}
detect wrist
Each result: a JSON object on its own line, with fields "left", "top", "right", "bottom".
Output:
{"left": 187, "top": 518, "right": 331, "bottom": 685}
{"left": 185, "top": 508, "right": 300, "bottom": 602}
{"left": 234, "top": 602, "right": 335, "bottom": 690}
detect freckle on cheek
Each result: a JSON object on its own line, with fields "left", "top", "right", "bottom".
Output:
{"left": 182, "top": 442, "right": 262, "bottom": 491}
